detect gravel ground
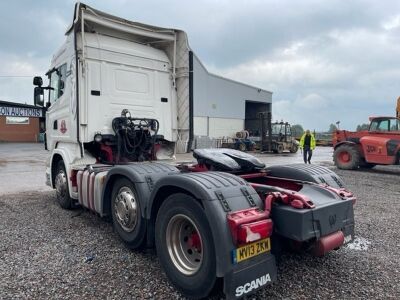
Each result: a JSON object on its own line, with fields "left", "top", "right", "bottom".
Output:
{"left": 1, "top": 144, "right": 400, "bottom": 299}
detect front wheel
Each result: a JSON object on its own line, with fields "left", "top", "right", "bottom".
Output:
{"left": 155, "top": 194, "right": 216, "bottom": 299}
{"left": 54, "top": 160, "right": 73, "bottom": 209}
{"left": 333, "top": 144, "right": 360, "bottom": 170}
{"left": 290, "top": 144, "right": 298, "bottom": 153}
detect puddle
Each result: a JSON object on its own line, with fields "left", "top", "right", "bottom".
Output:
{"left": 346, "top": 236, "right": 371, "bottom": 251}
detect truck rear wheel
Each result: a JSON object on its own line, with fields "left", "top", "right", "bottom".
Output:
{"left": 111, "top": 178, "right": 146, "bottom": 249}
{"left": 333, "top": 144, "right": 360, "bottom": 170}
{"left": 155, "top": 194, "right": 216, "bottom": 299}
{"left": 54, "top": 160, "right": 73, "bottom": 209}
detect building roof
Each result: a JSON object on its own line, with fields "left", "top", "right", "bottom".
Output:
{"left": 193, "top": 53, "right": 273, "bottom": 95}
{"left": 0, "top": 100, "right": 38, "bottom": 109}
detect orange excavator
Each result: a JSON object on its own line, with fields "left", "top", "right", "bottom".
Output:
{"left": 333, "top": 97, "right": 400, "bottom": 169}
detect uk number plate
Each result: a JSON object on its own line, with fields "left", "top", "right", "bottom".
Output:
{"left": 232, "top": 238, "right": 271, "bottom": 264}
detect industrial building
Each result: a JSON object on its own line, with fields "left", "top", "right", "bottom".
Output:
{"left": 0, "top": 100, "right": 45, "bottom": 142}
{"left": 192, "top": 54, "right": 272, "bottom": 139}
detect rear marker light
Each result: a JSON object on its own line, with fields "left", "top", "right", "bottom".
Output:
{"left": 238, "top": 219, "right": 273, "bottom": 244}
{"left": 227, "top": 208, "right": 273, "bottom": 245}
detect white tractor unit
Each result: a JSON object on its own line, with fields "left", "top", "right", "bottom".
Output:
{"left": 33, "top": 3, "right": 355, "bottom": 299}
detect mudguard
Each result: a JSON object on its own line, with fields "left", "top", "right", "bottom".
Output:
{"left": 193, "top": 148, "right": 266, "bottom": 171}
{"left": 273, "top": 184, "right": 354, "bottom": 241}
{"left": 148, "top": 171, "right": 277, "bottom": 298}
{"left": 334, "top": 140, "right": 358, "bottom": 150}
{"left": 265, "top": 164, "right": 345, "bottom": 188}
{"left": 102, "top": 162, "right": 179, "bottom": 216}
{"left": 48, "top": 142, "right": 94, "bottom": 198}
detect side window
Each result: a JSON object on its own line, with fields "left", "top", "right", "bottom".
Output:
{"left": 377, "top": 120, "right": 389, "bottom": 131}
{"left": 59, "top": 64, "right": 67, "bottom": 97}
{"left": 369, "top": 121, "right": 378, "bottom": 131}
{"left": 49, "top": 64, "right": 67, "bottom": 103}
{"left": 49, "top": 71, "right": 60, "bottom": 103}
{"left": 390, "top": 119, "right": 400, "bottom": 131}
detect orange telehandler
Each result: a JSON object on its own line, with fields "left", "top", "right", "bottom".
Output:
{"left": 333, "top": 97, "right": 400, "bottom": 169}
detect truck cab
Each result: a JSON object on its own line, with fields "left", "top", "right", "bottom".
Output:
{"left": 361, "top": 117, "right": 400, "bottom": 164}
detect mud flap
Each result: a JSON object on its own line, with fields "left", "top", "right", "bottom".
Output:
{"left": 223, "top": 254, "right": 277, "bottom": 299}
{"left": 342, "top": 223, "right": 355, "bottom": 244}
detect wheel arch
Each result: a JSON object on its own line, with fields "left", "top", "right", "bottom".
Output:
{"left": 102, "top": 173, "right": 127, "bottom": 217}
{"left": 265, "top": 164, "right": 346, "bottom": 188}
{"left": 147, "top": 172, "right": 264, "bottom": 278}
{"left": 146, "top": 182, "right": 205, "bottom": 249}
{"left": 48, "top": 143, "right": 85, "bottom": 195}
{"left": 333, "top": 140, "right": 357, "bottom": 150}
{"left": 50, "top": 153, "right": 64, "bottom": 188}
{"left": 101, "top": 162, "right": 180, "bottom": 218}
{"left": 149, "top": 185, "right": 203, "bottom": 220}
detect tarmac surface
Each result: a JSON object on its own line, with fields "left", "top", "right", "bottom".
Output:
{"left": 0, "top": 143, "right": 399, "bottom": 299}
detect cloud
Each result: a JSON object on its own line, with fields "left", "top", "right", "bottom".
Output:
{"left": 0, "top": 0, "right": 399, "bottom": 131}
{"left": 271, "top": 94, "right": 330, "bottom": 131}
{"left": 382, "top": 14, "right": 400, "bottom": 30}
{"left": 0, "top": 52, "right": 49, "bottom": 103}
{"left": 207, "top": 20, "right": 400, "bottom": 130}
{"left": 297, "top": 93, "right": 328, "bottom": 109}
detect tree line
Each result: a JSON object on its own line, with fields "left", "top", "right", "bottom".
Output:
{"left": 291, "top": 123, "right": 370, "bottom": 136}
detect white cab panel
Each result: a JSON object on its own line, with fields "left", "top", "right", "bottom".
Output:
{"left": 79, "top": 33, "right": 177, "bottom": 142}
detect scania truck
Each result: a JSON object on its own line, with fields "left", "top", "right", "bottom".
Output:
{"left": 33, "top": 3, "right": 355, "bottom": 299}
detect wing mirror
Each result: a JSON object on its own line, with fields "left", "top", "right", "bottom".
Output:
{"left": 33, "top": 76, "right": 44, "bottom": 107}
{"left": 34, "top": 86, "right": 44, "bottom": 107}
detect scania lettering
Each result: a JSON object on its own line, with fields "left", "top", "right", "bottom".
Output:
{"left": 235, "top": 274, "right": 272, "bottom": 297}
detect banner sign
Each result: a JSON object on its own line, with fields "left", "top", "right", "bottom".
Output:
{"left": 0, "top": 106, "right": 43, "bottom": 118}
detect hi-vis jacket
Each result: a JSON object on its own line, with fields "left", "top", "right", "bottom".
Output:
{"left": 299, "top": 133, "right": 316, "bottom": 150}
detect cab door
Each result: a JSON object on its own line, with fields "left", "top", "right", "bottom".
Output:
{"left": 362, "top": 118, "right": 398, "bottom": 164}
{"left": 45, "top": 62, "right": 76, "bottom": 150}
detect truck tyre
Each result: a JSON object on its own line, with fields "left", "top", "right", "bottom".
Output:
{"left": 333, "top": 144, "right": 360, "bottom": 170}
{"left": 155, "top": 194, "right": 216, "bottom": 299}
{"left": 55, "top": 160, "right": 73, "bottom": 209}
{"left": 290, "top": 144, "right": 298, "bottom": 153}
{"left": 238, "top": 142, "right": 247, "bottom": 152}
{"left": 111, "top": 178, "right": 146, "bottom": 249}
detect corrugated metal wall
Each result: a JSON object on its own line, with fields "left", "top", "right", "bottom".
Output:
{"left": 192, "top": 54, "right": 272, "bottom": 138}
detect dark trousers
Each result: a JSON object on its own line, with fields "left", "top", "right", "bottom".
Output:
{"left": 303, "top": 145, "right": 312, "bottom": 163}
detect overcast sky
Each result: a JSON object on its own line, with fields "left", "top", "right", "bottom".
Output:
{"left": 0, "top": 0, "right": 399, "bottom": 131}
